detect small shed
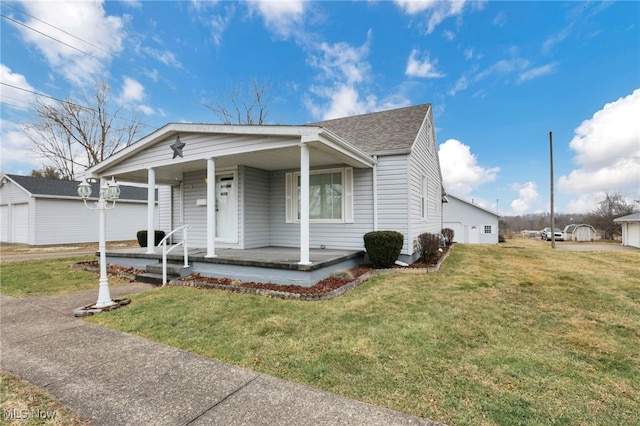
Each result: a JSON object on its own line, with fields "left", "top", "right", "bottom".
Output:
{"left": 0, "top": 174, "right": 155, "bottom": 245}
{"left": 614, "top": 213, "right": 640, "bottom": 248}
{"left": 563, "top": 224, "right": 596, "bottom": 242}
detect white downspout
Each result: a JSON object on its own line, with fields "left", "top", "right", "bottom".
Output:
{"left": 206, "top": 157, "right": 217, "bottom": 258}
{"left": 299, "top": 143, "right": 311, "bottom": 265}
{"left": 372, "top": 156, "right": 378, "bottom": 231}
{"left": 146, "top": 168, "right": 156, "bottom": 254}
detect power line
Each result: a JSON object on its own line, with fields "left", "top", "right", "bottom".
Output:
{"left": 0, "top": 1, "right": 112, "bottom": 57}
{"left": 1, "top": 13, "right": 105, "bottom": 62}
{"left": 1, "top": 5, "right": 213, "bottom": 114}
{"left": 1, "top": 82, "right": 155, "bottom": 131}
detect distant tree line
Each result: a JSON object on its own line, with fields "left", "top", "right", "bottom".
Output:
{"left": 502, "top": 190, "right": 639, "bottom": 240}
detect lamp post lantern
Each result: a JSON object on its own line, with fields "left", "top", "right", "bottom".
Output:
{"left": 77, "top": 176, "right": 120, "bottom": 308}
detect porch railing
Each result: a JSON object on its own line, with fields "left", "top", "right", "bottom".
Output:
{"left": 158, "top": 224, "right": 191, "bottom": 286}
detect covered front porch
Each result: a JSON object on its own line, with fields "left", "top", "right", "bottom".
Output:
{"left": 106, "top": 245, "right": 364, "bottom": 287}
{"left": 85, "top": 123, "right": 377, "bottom": 270}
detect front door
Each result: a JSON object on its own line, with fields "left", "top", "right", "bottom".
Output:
{"left": 216, "top": 173, "right": 237, "bottom": 242}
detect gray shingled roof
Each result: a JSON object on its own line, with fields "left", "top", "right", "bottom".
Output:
{"left": 614, "top": 212, "right": 640, "bottom": 222}
{"left": 6, "top": 174, "right": 150, "bottom": 201}
{"left": 307, "top": 103, "right": 431, "bottom": 154}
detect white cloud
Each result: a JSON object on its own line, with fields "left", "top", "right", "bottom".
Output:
{"left": 450, "top": 57, "right": 558, "bottom": 95}
{"left": 118, "top": 77, "right": 154, "bottom": 116}
{"left": 13, "top": 1, "right": 124, "bottom": 87}
{"left": 120, "top": 77, "right": 145, "bottom": 103}
{"left": 442, "top": 30, "right": 455, "bottom": 41}
{"left": 306, "top": 32, "right": 403, "bottom": 120}
{"left": 248, "top": 0, "right": 306, "bottom": 39}
{"left": 559, "top": 89, "right": 640, "bottom": 194}
{"left": 395, "top": 0, "right": 469, "bottom": 33}
{"left": 518, "top": 62, "right": 558, "bottom": 83}
{"left": 405, "top": 49, "right": 445, "bottom": 78}
{"left": 0, "top": 119, "right": 44, "bottom": 173}
{"left": 142, "top": 47, "right": 182, "bottom": 68}
{"left": 492, "top": 11, "right": 506, "bottom": 27}
{"left": 510, "top": 182, "right": 540, "bottom": 215}
{"left": 438, "top": 139, "right": 500, "bottom": 195}
{"left": 0, "top": 64, "right": 37, "bottom": 110}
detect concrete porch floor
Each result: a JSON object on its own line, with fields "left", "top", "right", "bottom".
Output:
{"left": 104, "top": 246, "right": 365, "bottom": 286}
{"left": 106, "top": 246, "right": 363, "bottom": 270}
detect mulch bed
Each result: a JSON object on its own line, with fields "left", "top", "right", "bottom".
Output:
{"left": 74, "top": 246, "right": 452, "bottom": 301}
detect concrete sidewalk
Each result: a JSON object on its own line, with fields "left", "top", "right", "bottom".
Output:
{"left": 1, "top": 283, "right": 442, "bottom": 425}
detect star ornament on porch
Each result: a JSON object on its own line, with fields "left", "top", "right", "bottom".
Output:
{"left": 170, "top": 135, "right": 185, "bottom": 159}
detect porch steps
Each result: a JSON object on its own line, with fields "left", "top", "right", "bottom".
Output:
{"left": 135, "top": 261, "right": 193, "bottom": 285}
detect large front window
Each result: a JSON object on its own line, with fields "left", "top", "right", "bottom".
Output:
{"left": 301, "top": 172, "right": 342, "bottom": 220}
{"left": 286, "top": 167, "right": 353, "bottom": 223}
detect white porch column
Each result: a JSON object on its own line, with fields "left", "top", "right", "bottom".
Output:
{"left": 299, "top": 144, "right": 311, "bottom": 265}
{"left": 206, "top": 157, "right": 217, "bottom": 258}
{"left": 146, "top": 167, "right": 156, "bottom": 254}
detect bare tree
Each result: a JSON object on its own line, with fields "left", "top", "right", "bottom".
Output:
{"left": 206, "top": 78, "right": 278, "bottom": 125}
{"left": 24, "top": 81, "right": 141, "bottom": 180}
{"left": 588, "top": 190, "right": 639, "bottom": 239}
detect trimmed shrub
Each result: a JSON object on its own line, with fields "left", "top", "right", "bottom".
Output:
{"left": 363, "top": 231, "right": 404, "bottom": 268}
{"left": 418, "top": 232, "right": 441, "bottom": 264}
{"left": 441, "top": 228, "right": 455, "bottom": 245}
{"left": 136, "top": 230, "right": 166, "bottom": 247}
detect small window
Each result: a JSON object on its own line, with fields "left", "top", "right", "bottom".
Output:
{"left": 484, "top": 225, "right": 492, "bottom": 234}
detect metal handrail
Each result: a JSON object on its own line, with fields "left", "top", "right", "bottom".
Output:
{"left": 159, "top": 224, "right": 191, "bottom": 286}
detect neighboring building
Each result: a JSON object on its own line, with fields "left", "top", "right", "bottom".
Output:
{"left": 563, "top": 224, "right": 597, "bottom": 242}
{"left": 614, "top": 213, "right": 640, "bottom": 248}
{"left": 442, "top": 194, "right": 500, "bottom": 244}
{"left": 0, "top": 174, "right": 154, "bottom": 245}
{"left": 82, "top": 104, "right": 446, "bottom": 284}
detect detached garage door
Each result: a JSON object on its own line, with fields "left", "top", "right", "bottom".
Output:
{"left": 12, "top": 203, "right": 29, "bottom": 243}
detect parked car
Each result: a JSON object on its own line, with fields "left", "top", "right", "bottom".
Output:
{"left": 541, "top": 227, "right": 564, "bottom": 241}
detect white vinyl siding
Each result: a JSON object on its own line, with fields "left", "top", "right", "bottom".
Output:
{"left": 242, "top": 166, "right": 270, "bottom": 249}
{"left": 408, "top": 107, "right": 443, "bottom": 256}
{"left": 376, "top": 155, "right": 410, "bottom": 254}
{"left": 30, "top": 198, "right": 152, "bottom": 245}
{"left": 104, "top": 133, "right": 300, "bottom": 176}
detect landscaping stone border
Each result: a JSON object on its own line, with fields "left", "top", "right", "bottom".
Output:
{"left": 174, "top": 245, "right": 453, "bottom": 301}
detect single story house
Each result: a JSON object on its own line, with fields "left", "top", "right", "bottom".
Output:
{"left": 614, "top": 213, "right": 640, "bottom": 248}
{"left": 0, "top": 174, "right": 155, "bottom": 245}
{"left": 563, "top": 223, "right": 596, "bottom": 242}
{"left": 442, "top": 194, "right": 500, "bottom": 244}
{"left": 83, "top": 103, "right": 446, "bottom": 286}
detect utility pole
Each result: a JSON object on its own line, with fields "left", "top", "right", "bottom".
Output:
{"left": 549, "top": 131, "right": 556, "bottom": 249}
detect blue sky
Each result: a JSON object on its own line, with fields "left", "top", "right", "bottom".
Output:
{"left": 1, "top": 0, "right": 638, "bottom": 215}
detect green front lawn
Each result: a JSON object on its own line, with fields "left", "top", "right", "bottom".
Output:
{"left": 84, "top": 241, "right": 640, "bottom": 425}
{"left": 1, "top": 256, "right": 130, "bottom": 297}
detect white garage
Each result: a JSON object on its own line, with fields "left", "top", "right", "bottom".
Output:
{"left": 0, "top": 174, "right": 155, "bottom": 245}
{"left": 614, "top": 213, "right": 640, "bottom": 249}
{"left": 443, "top": 194, "right": 500, "bottom": 244}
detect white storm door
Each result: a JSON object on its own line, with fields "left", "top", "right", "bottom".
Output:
{"left": 216, "top": 173, "right": 237, "bottom": 242}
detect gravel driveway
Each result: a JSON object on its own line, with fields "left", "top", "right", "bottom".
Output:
{"left": 555, "top": 243, "right": 639, "bottom": 252}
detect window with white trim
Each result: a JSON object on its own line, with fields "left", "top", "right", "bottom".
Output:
{"left": 286, "top": 167, "right": 353, "bottom": 223}
{"left": 484, "top": 225, "right": 492, "bottom": 234}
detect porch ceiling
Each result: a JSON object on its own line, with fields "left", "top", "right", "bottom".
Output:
{"left": 110, "top": 144, "right": 371, "bottom": 184}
